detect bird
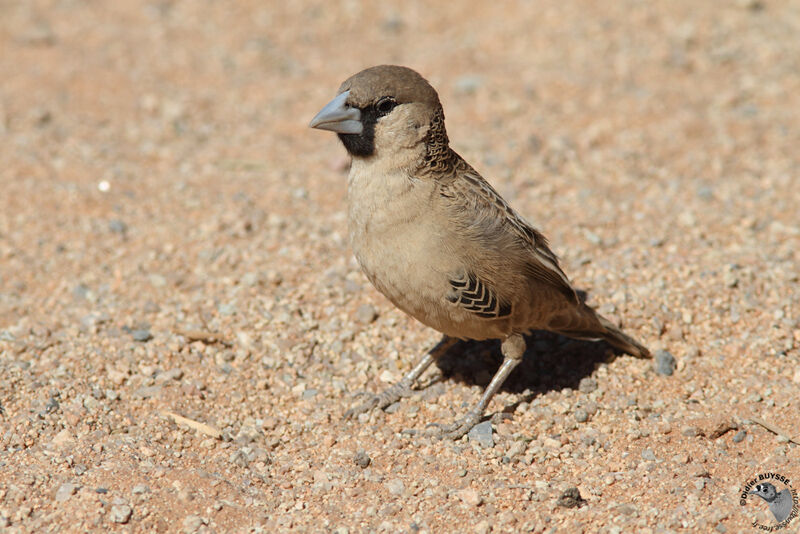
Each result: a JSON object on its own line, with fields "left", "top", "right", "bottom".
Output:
{"left": 749, "top": 482, "right": 794, "bottom": 523}
{"left": 310, "top": 65, "right": 651, "bottom": 438}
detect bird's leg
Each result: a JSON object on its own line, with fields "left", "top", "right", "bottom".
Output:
{"left": 344, "top": 335, "right": 457, "bottom": 419}
{"left": 429, "top": 334, "right": 525, "bottom": 440}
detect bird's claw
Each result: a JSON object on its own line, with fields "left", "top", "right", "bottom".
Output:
{"left": 343, "top": 396, "right": 380, "bottom": 420}
{"left": 424, "top": 410, "right": 482, "bottom": 440}
{"left": 343, "top": 383, "right": 412, "bottom": 420}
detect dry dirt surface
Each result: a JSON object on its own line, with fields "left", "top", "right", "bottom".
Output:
{"left": 1, "top": 1, "right": 799, "bottom": 533}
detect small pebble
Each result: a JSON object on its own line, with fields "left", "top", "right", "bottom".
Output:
{"left": 55, "top": 483, "right": 77, "bottom": 502}
{"left": 654, "top": 350, "right": 676, "bottom": 376}
{"left": 681, "top": 426, "right": 699, "bottom": 437}
{"left": 73, "top": 284, "right": 90, "bottom": 299}
{"left": 355, "top": 303, "right": 378, "bottom": 324}
{"left": 183, "top": 515, "right": 204, "bottom": 531}
{"left": 641, "top": 448, "right": 657, "bottom": 461}
{"left": 457, "top": 488, "right": 482, "bottom": 507}
{"left": 578, "top": 377, "right": 598, "bottom": 393}
{"left": 44, "top": 397, "right": 60, "bottom": 414}
{"left": 159, "top": 368, "right": 184, "bottom": 382}
{"left": 218, "top": 303, "right": 237, "bottom": 316}
{"left": 385, "top": 478, "right": 404, "bottom": 496}
{"left": 468, "top": 421, "right": 494, "bottom": 448}
{"left": 574, "top": 408, "right": 589, "bottom": 423}
{"left": 732, "top": 429, "right": 747, "bottom": 443}
{"left": 131, "top": 329, "right": 152, "bottom": 342}
{"left": 353, "top": 450, "right": 371, "bottom": 468}
{"left": 133, "top": 385, "right": 162, "bottom": 399}
{"left": 240, "top": 272, "right": 259, "bottom": 286}
{"left": 556, "top": 487, "right": 586, "bottom": 508}
{"left": 110, "top": 504, "right": 133, "bottom": 524}
{"left": 108, "top": 219, "right": 128, "bottom": 234}
{"left": 506, "top": 440, "right": 527, "bottom": 458}
{"left": 229, "top": 449, "right": 250, "bottom": 467}
{"left": 132, "top": 484, "right": 149, "bottom": 495}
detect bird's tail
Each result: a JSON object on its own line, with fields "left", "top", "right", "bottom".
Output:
{"left": 596, "top": 314, "right": 651, "bottom": 359}
{"left": 549, "top": 303, "right": 651, "bottom": 359}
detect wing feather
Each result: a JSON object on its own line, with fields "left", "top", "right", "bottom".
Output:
{"left": 439, "top": 157, "right": 578, "bottom": 303}
{"left": 448, "top": 272, "right": 512, "bottom": 319}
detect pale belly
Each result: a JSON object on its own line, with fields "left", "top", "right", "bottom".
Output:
{"left": 350, "top": 207, "right": 450, "bottom": 327}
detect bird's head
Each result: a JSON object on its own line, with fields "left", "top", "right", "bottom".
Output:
{"left": 750, "top": 483, "right": 778, "bottom": 502}
{"left": 310, "top": 65, "right": 448, "bottom": 164}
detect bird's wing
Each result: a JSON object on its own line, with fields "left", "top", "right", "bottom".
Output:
{"left": 447, "top": 271, "right": 512, "bottom": 319}
{"left": 439, "top": 163, "right": 578, "bottom": 303}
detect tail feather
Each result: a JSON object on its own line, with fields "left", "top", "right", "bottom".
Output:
{"left": 547, "top": 303, "right": 651, "bottom": 359}
{"left": 596, "top": 315, "right": 651, "bottom": 359}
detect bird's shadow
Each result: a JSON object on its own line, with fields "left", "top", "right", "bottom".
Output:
{"left": 432, "top": 333, "right": 620, "bottom": 402}
{"left": 426, "top": 289, "right": 628, "bottom": 411}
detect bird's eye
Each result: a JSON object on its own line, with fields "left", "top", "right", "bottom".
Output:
{"left": 375, "top": 97, "right": 397, "bottom": 115}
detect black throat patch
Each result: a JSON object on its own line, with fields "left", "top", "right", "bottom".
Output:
{"left": 338, "top": 106, "right": 379, "bottom": 157}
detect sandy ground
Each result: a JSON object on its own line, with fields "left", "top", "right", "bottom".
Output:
{"left": 1, "top": 1, "right": 799, "bottom": 532}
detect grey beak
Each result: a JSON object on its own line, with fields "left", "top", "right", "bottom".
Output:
{"left": 309, "top": 90, "right": 363, "bottom": 134}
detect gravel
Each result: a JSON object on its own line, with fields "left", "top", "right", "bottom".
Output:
{"left": 456, "top": 488, "right": 483, "bottom": 507}
{"left": 681, "top": 426, "right": 700, "bottom": 438}
{"left": 131, "top": 329, "right": 153, "bottom": 342}
{"left": 557, "top": 487, "right": 586, "bottom": 508}
{"left": 654, "top": 350, "right": 677, "bottom": 376}
{"left": 353, "top": 450, "right": 371, "bottom": 468}
{"left": 54, "top": 483, "right": 77, "bottom": 503}
{"left": 183, "top": 515, "right": 205, "bottom": 531}
{"left": 574, "top": 408, "right": 590, "bottom": 423}
{"left": 384, "top": 478, "right": 405, "bottom": 496}
{"left": 110, "top": 504, "right": 133, "bottom": 524}
{"left": 108, "top": 219, "right": 128, "bottom": 234}
{"left": 355, "top": 303, "right": 379, "bottom": 324}
{"left": 578, "top": 377, "right": 599, "bottom": 394}
{"left": 467, "top": 420, "right": 494, "bottom": 448}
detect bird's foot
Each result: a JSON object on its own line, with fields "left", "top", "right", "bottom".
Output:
{"left": 425, "top": 409, "right": 483, "bottom": 440}
{"left": 343, "top": 382, "right": 412, "bottom": 420}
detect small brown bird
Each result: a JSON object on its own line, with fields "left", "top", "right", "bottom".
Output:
{"left": 310, "top": 65, "right": 650, "bottom": 438}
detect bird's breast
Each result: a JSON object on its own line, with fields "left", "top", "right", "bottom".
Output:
{"left": 346, "top": 166, "right": 442, "bottom": 286}
{"left": 346, "top": 166, "right": 453, "bottom": 323}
